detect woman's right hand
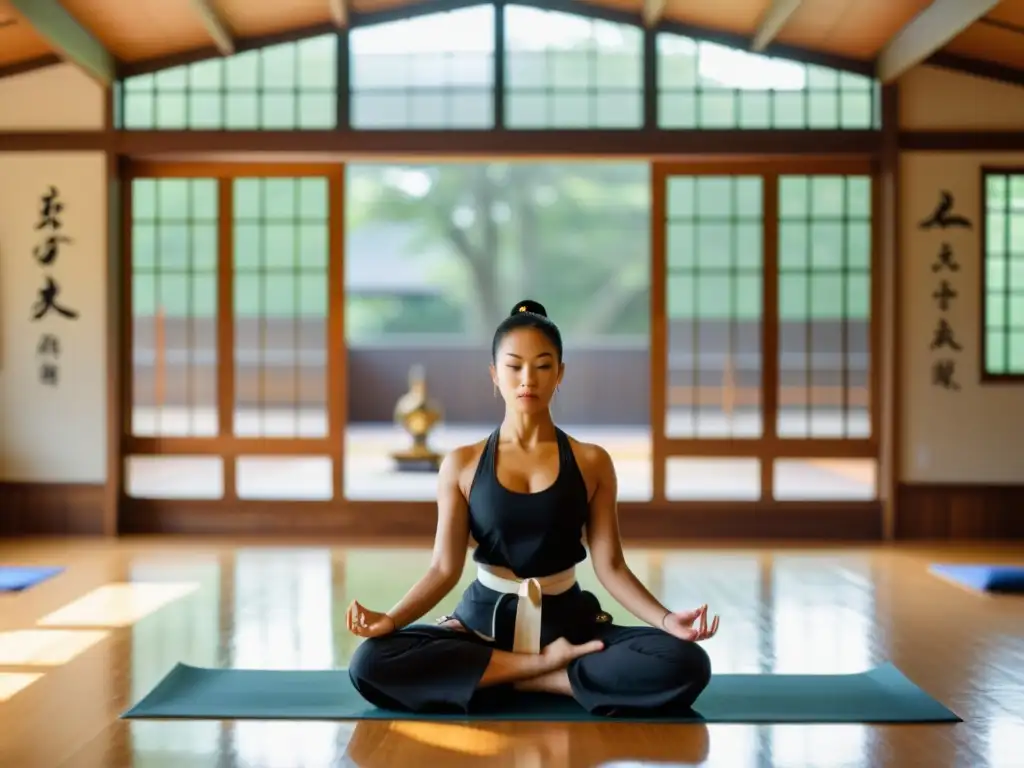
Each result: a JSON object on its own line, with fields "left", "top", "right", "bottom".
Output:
{"left": 346, "top": 600, "right": 396, "bottom": 638}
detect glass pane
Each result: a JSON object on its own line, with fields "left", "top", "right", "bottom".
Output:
{"left": 121, "top": 35, "right": 337, "bottom": 131}
{"left": 503, "top": 5, "right": 643, "bottom": 129}
{"left": 233, "top": 177, "right": 330, "bottom": 439}
{"left": 778, "top": 175, "right": 872, "bottom": 439}
{"left": 130, "top": 178, "right": 219, "bottom": 438}
{"left": 665, "top": 458, "right": 760, "bottom": 500}
{"left": 350, "top": 6, "right": 495, "bottom": 129}
{"left": 125, "top": 456, "right": 223, "bottom": 498}
{"left": 665, "top": 175, "right": 763, "bottom": 439}
{"left": 656, "top": 33, "right": 878, "bottom": 130}
{"left": 982, "top": 172, "right": 1024, "bottom": 375}
{"left": 236, "top": 456, "right": 333, "bottom": 500}
{"left": 773, "top": 459, "right": 876, "bottom": 500}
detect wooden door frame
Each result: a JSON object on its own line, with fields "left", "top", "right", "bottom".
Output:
{"left": 649, "top": 157, "right": 880, "bottom": 504}
{"left": 117, "top": 161, "right": 347, "bottom": 510}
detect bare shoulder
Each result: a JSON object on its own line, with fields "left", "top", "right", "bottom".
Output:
{"left": 440, "top": 439, "right": 489, "bottom": 498}
{"left": 564, "top": 434, "right": 615, "bottom": 498}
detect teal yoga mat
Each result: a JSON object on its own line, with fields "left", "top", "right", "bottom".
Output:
{"left": 122, "top": 662, "right": 960, "bottom": 724}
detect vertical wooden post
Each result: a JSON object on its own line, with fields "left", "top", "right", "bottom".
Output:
{"left": 155, "top": 306, "right": 166, "bottom": 409}
{"left": 722, "top": 355, "right": 735, "bottom": 418}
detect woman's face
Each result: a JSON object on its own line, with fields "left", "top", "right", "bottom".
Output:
{"left": 491, "top": 327, "right": 563, "bottom": 413}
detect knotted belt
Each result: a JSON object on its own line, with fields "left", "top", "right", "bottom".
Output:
{"left": 475, "top": 564, "right": 577, "bottom": 654}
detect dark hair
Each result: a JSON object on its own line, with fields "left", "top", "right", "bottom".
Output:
{"left": 491, "top": 299, "right": 564, "bottom": 362}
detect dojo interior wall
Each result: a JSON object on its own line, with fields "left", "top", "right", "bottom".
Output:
{"left": 0, "top": 60, "right": 1022, "bottom": 534}
{"left": 898, "top": 66, "right": 1024, "bottom": 485}
{"left": 0, "top": 64, "right": 108, "bottom": 483}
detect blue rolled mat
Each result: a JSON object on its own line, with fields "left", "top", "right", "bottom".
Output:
{"left": 929, "top": 564, "right": 1024, "bottom": 593}
{"left": 0, "top": 565, "right": 64, "bottom": 592}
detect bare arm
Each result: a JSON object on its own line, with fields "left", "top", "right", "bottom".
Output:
{"left": 384, "top": 449, "right": 471, "bottom": 629}
{"left": 585, "top": 447, "right": 671, "bottom": 629}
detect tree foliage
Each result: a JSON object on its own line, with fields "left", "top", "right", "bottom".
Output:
{"left": 346, "top": 162, "right": 651, "bottom": 338}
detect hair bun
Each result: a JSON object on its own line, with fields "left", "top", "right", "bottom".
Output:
{"left": 510, "top": 299, "right": 547, "bottom": 318}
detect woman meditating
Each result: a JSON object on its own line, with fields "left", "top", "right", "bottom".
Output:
{"left": 346, "top": 300, "right": 719, "bottom": 717}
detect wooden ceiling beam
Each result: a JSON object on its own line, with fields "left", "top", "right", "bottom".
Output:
{"left": 641, "top": 0, "right": 666, "bottom": 28}
{"left": 8, "top": 0, "right": 114, "bottom": 86}
{"left": 329, "top": 0, "right": 349, "bottom": 28}
{"left": 751, "top": 0, "right": 804, "bottom": 52}
{"left": 188, "top": 0, "right": 235, "bottom": 56}
{"left": 875, "top": 0, "right": 1003, "bottom": 83}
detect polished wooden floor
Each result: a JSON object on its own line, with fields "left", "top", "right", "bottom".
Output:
{"left": 1, "top": 538, "right": 1022, "bottom": 767}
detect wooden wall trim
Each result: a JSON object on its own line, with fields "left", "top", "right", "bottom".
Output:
{"left": 899, "top": 131, "right": 1024, "bottom": 151}
{"left": 0, "top": 482, "right": 105, "bottom": 536}
{"left": 925, "top": 51, "right": 1024, "bottom": 90}
{"left": 117, "top": 499, "right": 884, "bottom": 541}
{"left": 896, "top": 483, "right": 1024, "bottom": 540}
{"left": 0, "top": 54, "right": 63, "bottom": 80}
{"left": 879, "top": 83, "right": 901, "bottom": 541}
{"left": 113, "top": 130, "right": 883, "bottom": 158}
{"left": 0, "top": 129, "right": 1021, "bottom": 157}
{"left": 6, "top": 481, "right": 1022, "bottom": 541}
{"left": 103, "top": 99, "right": 122, "bottom": 538}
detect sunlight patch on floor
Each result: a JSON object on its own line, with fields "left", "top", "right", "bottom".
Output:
{"left": 0, "top": 672, "right": 43, "bottom": 702}
{"left": 36, "top": 582, "right": 200, "bottom": 628}
{"left": 0, "top": 629, "right": 109, "bottom": 666}
{"left": 387, "top": 722, "right": 511, "bottom": 757}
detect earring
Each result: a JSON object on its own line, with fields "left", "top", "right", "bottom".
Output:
{"left": 493, "top": 384, "right": 498, "bottom": 398}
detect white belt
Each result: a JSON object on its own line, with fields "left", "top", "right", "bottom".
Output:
{"left": 475, "top": 564, "right": 577, "bottom": 654}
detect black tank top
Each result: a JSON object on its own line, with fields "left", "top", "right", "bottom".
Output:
{"left": 467, "top": 427, "right": 589, "bottom": 578}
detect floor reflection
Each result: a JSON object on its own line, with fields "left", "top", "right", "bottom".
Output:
{"left": 988, "top": 712, "right": 1024, "bottom": 768}
{"left": 129, "top": 557, "right": 222, "bottom": 763}
{"left": 771, "top": 555, "right": 875, "bottom": 674}
{"left": 662, "top": 553, "right": 765, "bottom": 674}
{"left": 232, "top": 548, "right": 336, "bottom": 670}
{"left": 343, "top": 720, "right": 711, "bottom": 767}
{"left": 769, "top": 724, "right": 867, "bottom": 768}
{"left": 1, "top": 542, "right": 1020, "bottom": 768}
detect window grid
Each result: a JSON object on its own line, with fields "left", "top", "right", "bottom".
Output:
{"left": 348, "top": 6, "right": 496, "bottom": 129}
{"left": 121, "top": 36, "right": 338, "bottom": 130}
{"left": 777, "top": 175, "right": 872, "bottom": 439}
{"left": 503, "top": 5, "right": 644, "bottom": 129}
{"left": 232, "top": 178, "right": 330, "bottom": 439}
{"left": 130, "top": 178, "right": 219, "bottom": 438}
{"left": 664, "top": 176, "right": 764, "bottom": 439}
{"left": 116, "top": 10, "right": 881, "bottom": 132}
{"left": 656, "top": 35, "right": 879, "bottom": 130}
{"left": 983, "top": 172, "right": 1024, "bottom": 377}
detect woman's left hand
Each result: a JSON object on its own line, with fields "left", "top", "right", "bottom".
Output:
{"left": 661, "top": 604, "right": 719, "bottom": 642}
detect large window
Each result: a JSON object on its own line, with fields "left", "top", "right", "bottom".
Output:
{"left": 664, "top": 175, "right": 764, "bottom": 441}
{"left": 655, "top": 165, "right": 876, "bottom": 503}
{"left": 232, "top": 177, "right": 330, "bottom": 440}
{"left": 657, "top": 35, "right": 879, "bottom": 130}
{"left": 777, "top": 175, "right": 871, "bottom": 440}
{"left": 504, "top": 6, "right": 643, "bottom": 128}
{"left": 983, "top": 171, "right": 1024, "bottom": 379}
{"left": 117, "top": 6, "right": 880, "bottom": 133}
{"left": 348, "top": 6, "right": 495, "bottom": 129}
{"left": 121, "top": 35, "right": 338, "bottom": 130}
{"left": 130, "top": 178, "right": 219, "bottom": 438}
{"left": 125, "top": 167, "right": 342, "bottom": 503}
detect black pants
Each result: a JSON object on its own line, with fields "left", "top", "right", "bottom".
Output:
{"left": 348, "top": 581, "right": 712, "bottom": 717}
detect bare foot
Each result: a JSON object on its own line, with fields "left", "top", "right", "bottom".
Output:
{"left": 514, "top": 668, "right": 573, "bottom": 696}
{"left": 539, "top": 637, "right": 603, "bottom": 670}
